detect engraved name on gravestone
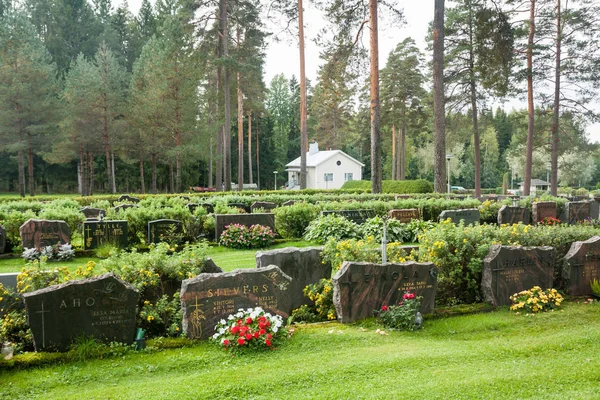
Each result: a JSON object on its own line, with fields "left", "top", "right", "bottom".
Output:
{"left": 80, "top": 207, "right": 105, "bottom": 219}
{"left": 562, "top": 201, "right": 592, "bottom": 225}
{"left": 256, "top": 247, "right": 332, "bottom": 311}
{"left": 321, "top": 209, "right": 376, "bottom": 224}
{"left": 214, "top": 213, "right": 275, "bottom": 240}
{"left": 498, "top": 205, "right": 531, "bottom": 225}
{"left": 482, "top": 245, "right": 555, "bottom": 306}
{"left": 438, "top": 209, "right": 480, "bottom": 225}
{"left": 388, "top": 209, "right": 420, "bottom": 223}
{"left": 333, "top": 261, "right": 439, "bottom": 324}
{"left": 180, "top": 266, "right": 292, "bottom": 340}
{"left": 83, "top": 220, "right": 128, "bottom": 250}
{"left": 250, "top": 201, "right": 277, "bottom": 212}
{"left": 147, "top": 219, "right": 183, "bottom": 244}
{"left": 0, "top": 224, "right": 6, "bottom": 254}
{"left": 562, "top": 236, "right": 600, "bottom": 296}
{"left": 532, "top": 201, "right": 557, "bottom": 224}
{"left": 19, "top": 219, "right": 71, "bottom": 250}
{"left": 22, "top": 273, "right": 138, "bottom": 352}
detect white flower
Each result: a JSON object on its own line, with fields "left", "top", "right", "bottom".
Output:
{"left": 272, "top": 326, "right": 279, "bottom": 333}
{"left": 227, "top": 315, "right": 235, "bottom": 320}
{"left": 212, "top": 333, "right": 219, "bottom": 339}
{"left": 247, "top": 308, "right": 253, "bottom": 313}
{"left": 254, "top": 307, "right": 264, "bottom": 313}
{"left": 219, "top": 328, "right": 226, "bottom": 334}
{"left": 220, "top": 319, "right": 226, "bottom": 325}
{"left": 236, "top": 312, "right": 244, "bottom": 318}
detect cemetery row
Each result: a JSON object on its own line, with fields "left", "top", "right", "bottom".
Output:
{"left": 0, "top": 196, "right": 597, "bottom": 255}
{"left": 2, "top": 235, "right": 600, "bottom": 353}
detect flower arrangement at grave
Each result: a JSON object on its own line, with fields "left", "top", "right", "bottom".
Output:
{"left": 211, "top": 307, "right": 286, "bottom": 351}
{"left": 21, "top": 243, "right": 75, "bottom": 262}
{"left": 375, "top": 292, "right": 423, "bottom": 331}
{"left": 509, "top": 286, "right": 563, "bottom": 314}
{"left": 218, "top": 224, "right": 276, "bottom": 249}
{"left": 539, "top": 216, "right": 561, "bottom": 226}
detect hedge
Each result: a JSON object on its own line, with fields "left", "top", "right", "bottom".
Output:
{"left": 341, "top": 179, "right": 433, "bottom": 193}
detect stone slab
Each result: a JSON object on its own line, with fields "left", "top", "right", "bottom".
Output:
{"left": 321, "top": 209, "right": 376, "bottom": 224}
{"left": 19, "top": 219, "right": 71, "bottom": 250}
{"left": 438, "top": 209, "right": 480, "bottom": 225}
{"left": 333, "top": 261, "right": 439, "bottom": 323}
{"left": 561, "top": 201, "right": 592, "bottom": 224}
{"left": 180, "top": 266, "right": 292, "bottom": 340}
{"left": 388, "top": 209, "right": 420, "bottom": 223}
{"left": 22, "top": 273, "right": 138, "bottom": 352}
{"left": 250, "top": 201, "right": 277, "bottom": 212}
{"left": 0, "top": 224, "right": 6, "bottom": 254}
{"left": 83, "top": 220, "right": 128, "bottom": 250}
{"left": 147, "top": 219, "right": 183, "bottom": 244}
{"left": 562, "top": 236, "right": 600, "bottom": 296}
{"left": 80, "top": 207, "right": 105, "bottom": 219}
{"left": 498, "top": 205, "right": 531, "bottom": 225}
{"left": 532, "top": 202, "right": 557, "bottom": 224}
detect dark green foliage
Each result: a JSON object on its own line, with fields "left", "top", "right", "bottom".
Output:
{"left": 274, "top": 202, "right": 319, "bottom": 239}
{"left": 303, "top": 214, "right": 360, "bottom": 244}
{"left": 341, "top": 179, "right": 433, "bottom": 193}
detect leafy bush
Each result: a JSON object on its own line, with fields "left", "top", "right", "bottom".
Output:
{"left": 219, "top": 224, "right": 276, "bottom": 249}
{"left": 138, "top": 293, "right": 182, "bottom": 337}
{"left": 302, "top": 279, "right": 336, "bottom": 321}
{"left": 274, "top": 202, "right": 319, "bottom": 239}
{"left": 376, "top": 292, "right": 422, "bottom": 331}
{"left": 21, "top": 243, "right": 74, "bottom": 262}
{"left": 341, "top": 179, "right": 433, "bottom": 193}
{"left": 510, "top": 287, "right": 563, "bottom": 314}
{"left": 303, "top": 214, "right": 360, "bottom": 244}
{"left": 322, "top": 237, "right": 412, "bottom": 272}
{"left": 361, "top": 217, "right": 409, "bottom": 243}
{"left": 0, "top": 209, "right": 36, "bottom": 250}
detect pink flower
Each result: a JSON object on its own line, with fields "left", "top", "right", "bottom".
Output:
{"left": 403, "top": 293, "right": 415, "bottom": 300}
{"left": 381, "top": 305, "right": 389, "bottom": 311}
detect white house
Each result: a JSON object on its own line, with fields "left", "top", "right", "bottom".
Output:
{"left": 285, "top": 143, "right": 364, "bottom": 190}
{"left": 518, "top": 178, "right": 550, "bottom": 196}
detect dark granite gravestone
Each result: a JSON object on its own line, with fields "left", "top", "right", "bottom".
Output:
{"left": 591, "top": 197, "right": 600, "bottom": 220}
{"left": 228, "top": 203, "right": 251, "bottom": 213}
{"left": 251, "top": 201, "right": 277, "bottom": 212}
{"left": 498, "top": 205, "right": 531, "bottom": 225}
{"left": 203, "top": 258, "right": 225, "bottom": 273}
{"left": 214, "top": 213, "right": 275, "bottom": 240}
{"left": 256, "top": 247, "right": 331, "bottom": 311}
{"left": 83, "top": 220, "right": 128, "bottom": 250}
{"left": 388, "top": 209, "right": 420, "bottom": 223}
{"left": 282, "top": 200, "right": 297, "bottom": 206}
{"left": 562, "top": 236, "right": 600, "bottom": 296}
{"left": 332, "top": 261, "right": 439, "bottom": 323}
{"left": 561, "top": 201, "right": 592, "bottom": 224}
{"left": 0, "top": 224, "right": 6, "bottom": 254}
{"left": 19, "top": 219, "right": 71, "bottom": 250}
{"left": 80, "top": 207, "right": 105, "bottom": 219}
{"left": 395, "top": 195, "right": 411, "bottom": 200}
{"left": 187, "top": 203, "right": 198, "bottom": 214}
{"left": 180, "top": 265, "right": 292, "bottom": 340}
{"left": 532, "top": 201, "right": 557, "bottom": 224}
{"left": 482, "top": 245, "right": 555, "bottom": 306}
{"left": 438, "top": 209, "right": 480, "bottom": 225}
{"left": 117, "top": 195, "right": 140, "bottom": 203}
{"left": 22, "top": 273, "right": 138, "bottom": 352}
{"left": 114, "top": 204, "right": 139, "bottom": 212}
{"left": 200, "top": 203, "right": 215, "bottom": 213}
{"left": 147, "top": 219, "right": 183, "bottom": 244}
{"left": 321, "top": 209, "right": 376, "bottom": 224}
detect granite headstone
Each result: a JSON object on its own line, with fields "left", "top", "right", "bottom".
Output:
{"left": 250, "top": 201, "right": 277, "bottom": 212}
{"left": 83, "top": 220, "right": 128, "bottom": 250}
{"left": 114, "top": 204, "right": 139, "bottom": 212}
{"left": 561, "top": 201, "right": 592, "bottom": 224}
{"left": 228, "top": 203, "right": 250, "bottom": 213}
{"left": 19, "top": 219, "right": 71, "bottom": 250}
{"left": 532, "top": 201, "right": 557, "bottom": 224}
{"left": 22, "top": 273, "right": 138, "bottom": 351}
{"left": 117, "top": 195, "right": 140, "bottom": 203}
{"left": 482, "top": 245, "right": 555, "bottom": 306}
{"left": 80, "top": 207, "right": 105, "bottom": 219}
{"left": 438, "top": 209, "right": 480, "bottom": 225}
{"left": 180, "top": 266, "right": 292, "bottom": 340}
{"left": 0, "top": 224, "right": 6, "bottom": 254}
{"left": 147, "top": 219, "right": 183, "bottom": 244}
{"left": 562, "top": 236, "right": 600, "bottom": 296}
{"left": 388, "top": 209, "right": 420, "bottom": 223}
{"left": 256, "top": 247, "right": 332, "bottom": 311}
{"left": 332, "top": 261, "right": 439, "bottom": 323}
{"left": 498, "top": 205, "right": 531, "bottom": 225}
{"left": 321, "top": 209, "right": 376, "bottom": 224}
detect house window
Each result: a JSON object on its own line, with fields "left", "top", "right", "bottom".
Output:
{"left": 324, "top": 173, "right": 333, "bottom": 182}
{"left": 344, "top": 173, "right": 353, "bottom": 181}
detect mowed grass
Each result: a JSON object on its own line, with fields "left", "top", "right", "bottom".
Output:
{"left": 1, "top": 302, "right": 599, "bottom": 399}
{"left": 0, "top": 241, "right": 315, "bottom": 274}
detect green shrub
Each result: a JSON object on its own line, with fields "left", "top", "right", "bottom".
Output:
{"left": 138, "top": 293, "right": 182, "bottom": 337}
{"left": 303, "top": 214, "right": 360, "bottom": 244}
{"left": 0, "top": 209, "right": 36, "bottom": 250}
{"left": 274, "top": 202, "right": 319, "bottom": 238}
{"left": 219, "top": 224, "right": 276, "bottom": 249}
{"left": 302, "top": 279, "right": 336, "bottom": 320}
{"left": 376, "top": 293, "right": 422, "bottom": 331}
{"left": 361, "top": 217, "right": 409, "bottom": 242}
{"left": 341, "top": 179, "right": 433, "bottom": 193}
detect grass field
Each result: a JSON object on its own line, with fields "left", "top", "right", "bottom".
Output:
{"left": 1, "top": 301, "right": 599, "bottom": 399}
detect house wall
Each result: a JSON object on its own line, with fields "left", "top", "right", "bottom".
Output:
{"left": 313, "top": 154, "right": 362, "bottom": 190}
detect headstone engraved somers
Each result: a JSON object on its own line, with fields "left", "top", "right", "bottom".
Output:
{"left": 22, "top": 273, "right": 138, "bottom": 352}
{"left": 332, "top": 261, "right": 439, "bottom": 324}
{"left": 180, "top": 266, "right": 292, "bottom": 340}
{"left": 482, "top": 245, "right": 555, "bottom": 306}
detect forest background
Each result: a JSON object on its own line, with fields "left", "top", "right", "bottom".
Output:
{"left": 1, "top": 0, "right": 600, "bottom": 196}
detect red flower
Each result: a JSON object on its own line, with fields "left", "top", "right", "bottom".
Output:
{"left": 403, "top": 293, "right": 415, "bottom": 300}
{"left": 253, "top": 331, "right": 260, "bottom": 339}
{"left": 267, "top": 333, "right": 273, "bottom": 339}
{"left": 265, "top": 339, "right": 272, "bottom": 347}
{"left": 230, "top": 326, "right": 240, "bottom": 334}
{"left": 258, "top": 322, "right": 266, "bottom": 330}
{"left": 258, "top": 316, "right": 266, "bottom": 323}
{"left": 240, "top": 326, "right": 249, "bottom": 334}
{"left": 223, "top": 339, "right": 230, "bottom": 346}
{"left": 237, "top": 337, "right": 245, "bottom": 345}
{"left": 381, "top": 305, "right": 389, "bottom": 311}
{"left": 245, "top": 317, "right": 253, "bottom": 324}
{"left": 245, "top": 333, "right": 253, "bottom": 340}
{"left": 237, "top": 319, "right": 242, "bottom": 325}
{"left": 259, "top": 329, "right": 266, "bottom": 335}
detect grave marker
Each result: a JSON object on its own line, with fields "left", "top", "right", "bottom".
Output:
{"left": 438, "top": 209, "right": 480, "bottom": 225}
{"left": 22, "top": 273, "right": 138, "bottom": 351}
{"left": 482, "top": 245, "right": 555, "bottom": 306}
{"left": 19, "top": 219, "right": 71, "bottom": 250}
{"left": 498, "top": 205, "right": 531, "bottom": 225}
{"left": 117, "top": 195, "right": 140, "bottom": 203}
{"left": 147, "top": 219, "right": 183, "bottom": 244}
{"left": 80, "top": 207, "right": 105, "bottom": 219}
{"left": 180, "top": 266, "right": 292, "bottom": 340}
{"left": 0, "top": 224, "right": 6, "bottom": 254}
{"left": 532, "top": 202, "right": 557, "bottom": 224}
{"left": 114, "top": 204, "right": 139, "bottom": 212}
{"left": 83, "top": 220, "right": 128, "bottom": 250}
{"left": 561, "top": 201, "right": 592, "bottom": 224}
{"left": 321, "top": 209, "right": 376, "bottom": 224}
{"left": 388, "top": 209, "right": 420, "bottom": 223}
{"left": 250, "top": 201, "right": 277, "bottom": 212}
{"left": 332, "top": 261, "right": 439, "bottom": 323}
{"left": 562, "top": 236, "right": 600, "bottom": 296}
{"left": 228, "top": 203, "right": 250, "bottom": 213}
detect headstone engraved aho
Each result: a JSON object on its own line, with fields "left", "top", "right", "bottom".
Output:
{"left": 562, "top": 236, "right": 600, "bottom": 296}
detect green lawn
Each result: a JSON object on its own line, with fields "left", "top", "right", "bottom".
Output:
{"left": 1, "top": 302, "right": 599, "bottom": 399}
{"left": 0, "top": 257, "right": 102, "bottom": 274}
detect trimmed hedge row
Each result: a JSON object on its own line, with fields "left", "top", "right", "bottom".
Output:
{"left": 341, "top": 179, "right": 433, "bottom": 193}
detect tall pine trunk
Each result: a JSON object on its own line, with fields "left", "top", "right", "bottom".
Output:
{"left": 88, "top": 152, "right": 95, "bottom": 195}
{"left": 369, "top": 0, "right": 382, "bottom": 194}
{"left": 27, "top": 137, "right": 35, "bottom": 196}
{"left": 468, "top": 5, "right": 481, "bottom": 198}
{"left": 209, "top": 137, "right": 214, "bottom": 188}
{"left": 169, "top": 163, "right": 175, "bottom": 193}
{"left": 550, "top": 0, "right": 561, "bottom": 196}
{"left": 391, "top": 124, "right": 396, "bottom": 180}
{"left": 80, "top": 148, "right": 88, "bottom": 196}
{"left": 237, "top": 69, "right": 244, "bottom": 191}
{"left": 524, "top": 0, "right": 536, "bottom": 196}
{"left": 256, "top": 117, "right": 260, "bottom": 189}
{"left": 248, "top": 111, "right": 253, "bottom": 184}
{"left": 433, "top": 0, "right": 447, "bottom": 193}
{"left": 139, "top": 150, "right": 145, "bottom": 194}
{"left": 216, "top": 17, "right": 223, "bottom": 192}
{"left": 221, "top": 0, "right": 232, "bottom": 191}
{"left": 298, "top": 0, "right": 308, "bottom": 189}
{"left": 151, "top": 153, "right": 157, "bottom": 194}
{"left": 400, "top": 114, "right": 406, "bottom": 180}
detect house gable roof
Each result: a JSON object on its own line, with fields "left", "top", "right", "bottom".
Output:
{"left": 286, "top": 150, "right": 364, "bottom": 169}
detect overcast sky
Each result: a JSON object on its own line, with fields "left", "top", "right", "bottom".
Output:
{"left": 126, "top": 0, "right": 600, "bottom": 143}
